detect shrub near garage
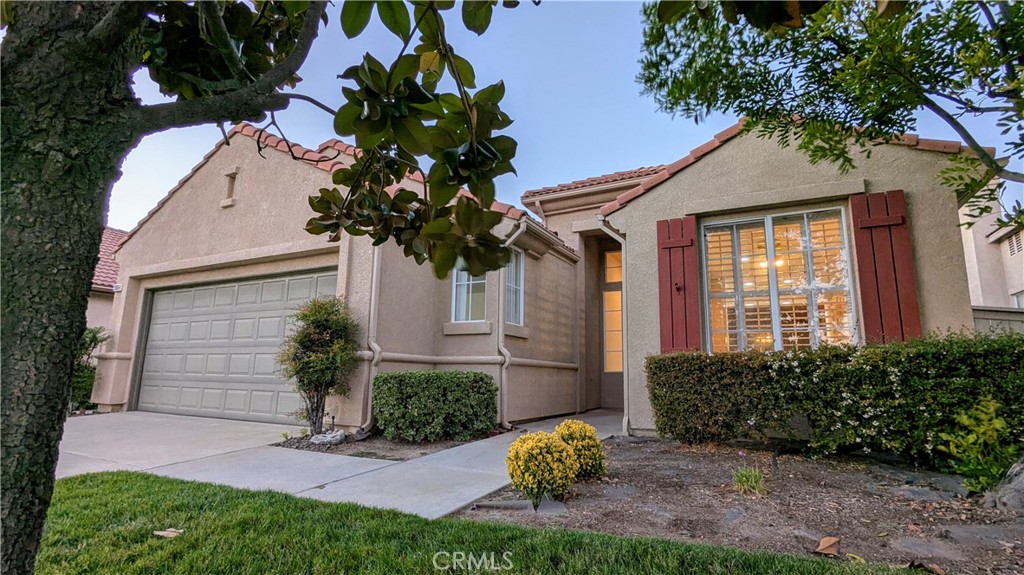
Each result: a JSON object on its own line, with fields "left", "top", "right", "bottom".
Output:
{"left": 506, "top": 431, "right": 579, "bottom": 507}
{"left": 373, "top": 371, "right": 497, "bottom": 442}
{"left": 554, "top": 419, "right": 607, "bottom": 479}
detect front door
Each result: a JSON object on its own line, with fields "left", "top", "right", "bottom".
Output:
{"left": 600, "top": 249, "right": 624, "bottom": 408}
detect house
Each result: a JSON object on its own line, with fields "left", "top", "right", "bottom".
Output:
{"left": 92, "top": 123, "right": 579, "bottom": 428}
{"left": 521, "top": 120, "right": 1022, "bottom": 434}
{"left": 960, "top": 206, "right": 1024, "bottom": 309}
{"left": 93, "top": 118, "right": 1022, "bottom": 435}
{"left": 87, "top": 227, "right": 127, "bottom": 331}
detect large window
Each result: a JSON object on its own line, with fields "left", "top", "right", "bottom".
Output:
{"left": 505, "top": 250, "right": 525, "bottom": 325}
{"left": 703, "top": 209, "right": 854, "bottom": 352}
{"left": 452, "top": 270, "right": 486, "bottom": 322}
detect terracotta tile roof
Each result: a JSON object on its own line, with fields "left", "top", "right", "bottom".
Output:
{"left": 521, "top": 165, "right": 665, "bottom": 200}
{"left": 598, "top": 120, "right": 998, "bottom": 217}
{"left": 92, "top": 227, "right": 128, "bottom": 292}
{"left": 119, "top": 123, "right": 530, "bottom": 250}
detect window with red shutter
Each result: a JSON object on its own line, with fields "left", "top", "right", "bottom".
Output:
{"left": 657, "top": 216, "right": 701, "bottom": 352}
{"left": 849, "top": 190, "right": 923, "bottom": 343}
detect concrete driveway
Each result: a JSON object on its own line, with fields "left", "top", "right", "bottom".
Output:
{"left": 57, "top": 412, "right": 300, "bottom": 478}
{"left": 57, "top": 409, "right": 622, "bottom": 519}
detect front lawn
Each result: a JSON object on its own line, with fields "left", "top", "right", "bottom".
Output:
{"left": 39, "top": 472, "right": 897, "bottom": 575}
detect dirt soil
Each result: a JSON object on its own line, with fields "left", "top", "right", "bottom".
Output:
{"left": 274, "top": 435, "right": 465, "bottom": 461}
{"left": 456, "top": 437, "right": 1023, "bottom": 574}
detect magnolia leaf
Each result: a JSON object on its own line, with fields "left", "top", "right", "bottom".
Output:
{"left": 462, "top": 0, "right": 493, "bottom": 35}
{"left": 389, "top": 54, "right": 420, "bottom": 91}
{"left": 428, "top": 162, "right": 461, "bottom": 206}
{"left": 419, "top": 51, "right": 442, "bottom": 75}
{"left": 341, "top": 0, "right": 374, "bottom": 38}
{"left": 333, "top": 103, "right": 362, "bottom": 137}
{"left": 433, "top": 243, "right": 458, "bottom": 279}
{"left": 451, "top": 54, "right": 476, "bottom": 89}
{"left": 394, "top": 116, "right": 432, "bottom": 155}
{"left": 814, "top": 536, "right": 840, "bottom": 557}
{"left": 377, "top": 0, "right": 411, "bottom": 41}
{"left": 281, "top": 0, "right": 309, "bottom": 18}
{"left": 656, "top": 1, "right": 688, "bottom": 23}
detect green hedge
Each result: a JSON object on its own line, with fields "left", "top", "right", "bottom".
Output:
{"left": 373, "top": 371, "right": 497, "bottom": 442}
{"left": 646, "top": 332, "right": 1024, "bottom": 465}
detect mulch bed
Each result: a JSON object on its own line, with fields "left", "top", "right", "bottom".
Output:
{"left": 457, "top": 437, "right": 1023, "bottom": 574}
{"left": 273, "top": 435, "right": 466, "bottom": 461}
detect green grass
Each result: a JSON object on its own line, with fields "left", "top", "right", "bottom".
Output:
{"left": 39, "top": 472, "right": 900, "bottom": 575}
{"left": 733, "top": 466, "right": 767, "bottom": 496}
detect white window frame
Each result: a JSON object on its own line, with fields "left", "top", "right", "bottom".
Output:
{"left": 504, "top": 249, "right": 525, "bottom": 326}
{"left": 451, "top": 269, "right": 487, "bottom": 323}
{"left": 699, "top": 206, "right": 858, "bottom": 352}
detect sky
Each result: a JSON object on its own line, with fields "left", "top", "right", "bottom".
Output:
{"left": 108, "top": 1, "right": 1022, "bottom": 232}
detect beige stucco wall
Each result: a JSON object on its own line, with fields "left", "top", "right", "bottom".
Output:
{"left": 958, "top": 206, "right": 1018, "bottom": 307}
{"left": 606, "top": 135, "right": 975, "bottom": 432}
{"left": 86, "top": 292, "right": 114, "bottom": 330}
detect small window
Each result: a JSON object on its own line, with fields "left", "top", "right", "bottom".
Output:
{"left": 452, "top": 270, "right": 486, "bottom": 322}
{"left": 505, "top": 250, "right": 525, "bottom": 325}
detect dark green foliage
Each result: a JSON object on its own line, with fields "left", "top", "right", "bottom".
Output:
{"left": 277, "top": 297, "right": 360, "bottom": 434}
{"left": 639, "top": 0, "right": 1024, "bottom": 227}
{"left": 646, "top": 332, "right": 1024, "bottom": 468}
{"left": 307, "top": 1, "right": 523, "bottom": 279}
{"left": 69, "top": 327, "right": 109, "bottom": 411}
{"left": 373, "top": 371, "right": 497, "bottom": 442}
{"left": 938, "top": 398, "right": 1021, "bottom": 493}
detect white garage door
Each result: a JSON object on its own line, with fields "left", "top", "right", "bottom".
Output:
{"left": 137, "top": 270, "right": 338, "bottom": 424}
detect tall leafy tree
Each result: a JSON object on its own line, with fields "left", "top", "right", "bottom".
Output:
{"left": 0, "top": 1, "right": 518, "bottom": 572}
{"left": 640, "top": 0, "right": 1024, "bottom": 225}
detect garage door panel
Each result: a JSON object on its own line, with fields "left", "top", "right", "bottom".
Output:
{"left": 138, "top": 270, "right": 337, "bottom": 423}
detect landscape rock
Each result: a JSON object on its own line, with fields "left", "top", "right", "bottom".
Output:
{"left": 309, "top": 430, "right": 346, "bottom": 446}
{"left": 889, "top": 486, "right": 953, "bottom": 502}
{"left": 473, "top": 500, "right": 535, "bottom": 512}
{"left": 723, "top": 507, "right": 745, "bottom": 523}
{"left": 937, "top": 524, "right": 1024, "bottom": 548}
{"left": 892, "top": 537, "right": 964, "bottom": 562}
{"left": 603, "top": 485, "right": 637, "bottom": 501}
{"left": 983, "top": 457, "right": 1024, "bottom": 514}
{"left": 536, "top": 495, "right": 568, "bottom": 515}
{"left": 791, "top": 527, "right": 823, "bottom": 543}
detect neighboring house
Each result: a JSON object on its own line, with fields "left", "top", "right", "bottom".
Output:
{"left": 522, "top": 120, "right": 1004, "bottom": 434}
{"left": 960, "top": 206, "right": 1024, "bottom": 309}
{"left": 87, "top": 227, "right": 127, "bottom": 331}
{"left": 92, "top": 123, "right": 579, "bottom": 429}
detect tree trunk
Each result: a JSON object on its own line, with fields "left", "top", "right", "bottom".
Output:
{"left": 1, "top": 4, "right": 141, "bottom": 573}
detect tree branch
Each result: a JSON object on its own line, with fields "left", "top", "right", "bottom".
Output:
{"left": 136, "top": 0, "right": 327, "bottom": 134}
{"left": 199, "top": 1, "right": 251, "bottom": 81}
{"left": 921, "top": 95, "right": 1024, "bottom": 184}
{"left": 87, "top": 1, "right": 152, "bottom": 53}
{"left": 282, "top": 93, "right": 336, "bottom": 116}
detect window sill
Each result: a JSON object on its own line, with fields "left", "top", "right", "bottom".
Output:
{"left": 443, "top": 321, "right": 492, "bottom": 336}
{"left": 504, "top": 324, "right": 530, "bottom": 339}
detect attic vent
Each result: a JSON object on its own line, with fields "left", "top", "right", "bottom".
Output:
{"left": 1010, "top": 231, "right": 1023, "bottom": 256}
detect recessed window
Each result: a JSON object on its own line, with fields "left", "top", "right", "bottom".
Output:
{"left": 452, "top": 270, "right": 486, "bottom": 322}
{"left": 704, "top": 209, "right": 855, "bottom": 352}
{"left": 603, "top": 250, "right": 623, "bottom": 372}
{"left": 1013, "top": 290, "right": 1024, "bottom": 309}
{"left": 505, "top": 250, "right": 525, "bottom": 325}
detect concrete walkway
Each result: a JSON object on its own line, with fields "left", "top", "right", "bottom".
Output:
{"left": 58, "top": 409, "right": 622, "bottom": 519}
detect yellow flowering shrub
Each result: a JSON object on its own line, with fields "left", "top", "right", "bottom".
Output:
{"left": 506, "top": 431, "right": 579, "bottom": 506}
{"left": 554, "top": 419, "right": 607, "bottom": 479}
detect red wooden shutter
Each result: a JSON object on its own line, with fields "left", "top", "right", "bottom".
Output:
{"left": 657, "top": 216, "right": 701, "bottom": 352}
{"left": 849, "top": 190, "right": 922, "bottom": 343}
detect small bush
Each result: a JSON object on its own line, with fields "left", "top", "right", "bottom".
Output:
{"left": 277, "top": 297, "right": 360, "bottom": 435}
{"left": 938, "top": 398, "right": 1021, "bottom": 493}
{"left": 554, "top": 419, "right": 606, "bottom": 479}
{"left": 732, "top": 466, "right": 766, "bottom": 495}
{"left": 646, "top": 332, "right": 1024, "bottom": 467}
{"left": 70, "top": 327, "right": 109, "bottom": 411}
{"left": 373, "top": 371, "right": 497, "bottom": 442}
{"left": 506, "top": 431, "right": 580, "bottom": 507}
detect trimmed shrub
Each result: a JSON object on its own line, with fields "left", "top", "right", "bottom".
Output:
{"left": 277, "top": 297, "right": 360, "bottom": 435}
{"left": 70, "top": 327, "right": 109, "bottom": 411}
{"left": 554, "top": 419, "right": 607, "bottom": 479}
{"left": 646, "top": 332, "right": 1024, "bottom": 467}
{"left": 373, "top": 371, "right": 497, "bottom": 442}
{"left": 506, "top": 431, "right": 579, "bottom": 506}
